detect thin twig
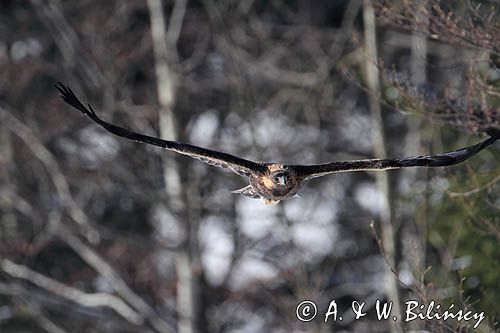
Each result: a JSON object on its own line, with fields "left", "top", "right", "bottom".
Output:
{"left": 369, "top": 221, "right": 411, "bottom": 291}
{"left": 447, "top": 173, "right": 500, "bottom": 198}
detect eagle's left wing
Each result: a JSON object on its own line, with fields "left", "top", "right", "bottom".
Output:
{"left": 56, "top": 83, "right": 266, "bottom": 177}
{"left": 291, "top": 130, "right": 500, "bottom": 180}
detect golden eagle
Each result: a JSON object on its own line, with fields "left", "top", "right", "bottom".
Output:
{"left": 57, "top": 83, "right": 499, "bottom": 205}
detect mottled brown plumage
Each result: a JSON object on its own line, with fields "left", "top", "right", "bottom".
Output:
{"left": 57, "top": 83, "right": 500, "bottom": 205}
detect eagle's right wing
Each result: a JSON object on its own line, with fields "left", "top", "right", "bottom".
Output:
{"left": 56, "top": 83, "right": 266, "bottom": 177}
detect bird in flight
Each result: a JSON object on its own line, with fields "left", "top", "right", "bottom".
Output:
{"left": 57, "top": 83, "right": 500, "bottom": 205}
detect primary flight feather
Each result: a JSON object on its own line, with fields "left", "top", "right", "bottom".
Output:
{"left": 57, "top": 83, "right": 500, "bottom": 204}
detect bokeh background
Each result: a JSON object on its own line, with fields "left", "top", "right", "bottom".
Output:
{"left": 0, "top": 1, "right": 499, "bottom": 332}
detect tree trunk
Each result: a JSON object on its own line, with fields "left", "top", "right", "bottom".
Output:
{"left": 362, "top": 2, "right": 402, "bottom": 332}
{"left": 147, "top": 1, "right": 199, "bottom": 332}
{"left": 406, "top": 4, "right": 429, "bottom": 330}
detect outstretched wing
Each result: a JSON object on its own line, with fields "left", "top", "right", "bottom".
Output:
{"left": 56, "top": 83, "right": 266, "bottom": 177}
{"left": 291, "top": 130, "right": 500, "bottom": 180}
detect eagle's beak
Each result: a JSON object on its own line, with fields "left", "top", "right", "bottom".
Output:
{"left": 277, "top": 176, "right": 287, "bottom": 186}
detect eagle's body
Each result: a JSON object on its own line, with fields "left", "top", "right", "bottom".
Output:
{"left": 242, "top": 164, "right": 302, "bottom": 204}
{"left": 56, "top": 83, "right": 500, "bottom": 205}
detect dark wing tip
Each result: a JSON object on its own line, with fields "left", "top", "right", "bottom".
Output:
{"left": 56, "top": 82, "right": 99, "bottom": 121}
{"left": 55, "top": 82, "right": 75, "bottom": 104}
{"left": 486, "top": 127, "right": 500, "bottom": 139}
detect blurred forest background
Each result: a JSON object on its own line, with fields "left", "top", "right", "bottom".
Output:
{"left": 0, "top": 0, "right": 499, "bottom": 332}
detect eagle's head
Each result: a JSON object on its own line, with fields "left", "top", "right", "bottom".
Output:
{"left": 270, "top": 170, "right": 292, "bottom": 186}
{"left": 265, "top": 164, "right": 293, "bottom": 187}
{"left": 266, "top": 167, "right": 301, "bottom": 200}
{"left": 247, "top": 164, "right": 301, "bottom": 203}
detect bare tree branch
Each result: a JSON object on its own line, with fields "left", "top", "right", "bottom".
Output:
{"left": 0, "top": 282, "right": 70, "bottom": 333}
{"left": 56, "top": 226, "right": 175, "bottom": 333}
{"left": 1, "top": 259, "right": 143, "bottom": 325}
{"left": 29, "top": 0, "right": 108, "bottom": 90}
{"left": 0, "top": 106, "right": 99, "bottom": 243}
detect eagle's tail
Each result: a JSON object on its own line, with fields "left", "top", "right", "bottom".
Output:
{"left": 232, "top": 185, "right": 261, "bottom": 199}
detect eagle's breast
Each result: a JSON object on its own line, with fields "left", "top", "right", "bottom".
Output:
{"left": 260, "top": 176, "right": 275, "bottom": 190}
